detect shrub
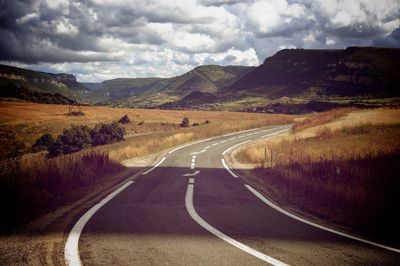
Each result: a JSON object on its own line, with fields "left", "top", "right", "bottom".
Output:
{"left": 91, "top": 122, "right": 125, "bottom": 146}
{"left": 31, "top": 133, "right": 55, "bottom": 153}
{"left": 118, "top": 114, "right": 130, "bottom": 124}
{"left": 192, "top": 122, "right": 199, "bottom": 126}
{"left": 138, "top": 120, "right": 144, "bottom": 125}
{"left": 180, "top": 117, "right": 190, "bottom": 127}
{"left": 48, "top": 125, "right": 92, "bottom": 157}
{"left": 204, "top": 120, "right": 211, "bottom": 124}
{"left": 47, "top": 122, "right": 126, "bottom": 157}
{"left": 67, "top": 111, "right": 85, "bottom": 116}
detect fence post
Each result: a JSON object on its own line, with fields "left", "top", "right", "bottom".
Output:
{"left": 270, "top": 149, "right": 273, "bottom": 168}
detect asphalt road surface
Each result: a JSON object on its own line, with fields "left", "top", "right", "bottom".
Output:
{"left": 66, "top": 125, "right": 400, "bottom": 265}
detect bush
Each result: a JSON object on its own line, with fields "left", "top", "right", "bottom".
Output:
{"left": 138, "top": 120, "right": 144, "bottom": 125}
{"left": 91, "top": 122, "right": 125, "bottom": 146}
{"left": 204, "top": 120, "right": 211, "bottom": 124}
{"left": 67, "top": 111, "right": 85, "bottom": 116}
{"left": 47, "top": 122, "right": 126, "bottom": 157}
{"left": 48, "top": 125, "right": 92, "bottom": 157}
{"left": 32, "top": 133, "right": 55, "bottom": 153}
{"left": 180, "top": 117, "right": 190, "bottom": 127}
{"left": 192, "top": 122, "right": 199, "bottom": 126}
{"left": 118, "top": 114, "right": 130, "bottom": 124}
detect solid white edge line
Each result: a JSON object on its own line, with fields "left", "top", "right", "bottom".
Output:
{"left": 222, "top": 140, "right": 252, "bottom": 156}
{"left": 221, "top": 158, "right": 238, "bottom": 178}
{"left": 65, "top": 181, "right": 134, "bottom": 266}
{"left": 260, "top": 128, "right": 290, "bottom": 138}
{"left": 185, "top": 183, "right": 289, "bottom": 266}
{"left": 189, "top": 178, "right": 195, "bottom": 184}
{"left": 221, "top": 126, "right": 400, "bottom": 253}
{"left": 142, "top": 157, "right": 166, "bottom": 175}
{"left": 168, "top": 138, "right": 213, "bottom": 154}
{"left": 245, "top": 185, "right": 400, "bottom": 254}
{"left": 167, "top": 125, "right": 291, "bottom": 155}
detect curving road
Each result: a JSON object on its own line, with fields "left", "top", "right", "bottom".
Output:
{"left": 65, "top": 125, "right": 400, "bottom": 265}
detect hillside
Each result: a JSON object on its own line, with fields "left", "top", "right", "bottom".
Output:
{"left": 0, "top": 83, "right": 75, "bottom": 105}
{"left": 1, "top": 47, "right": 398, "bottom": 111}
{"left": 107, "top": 65, "right": 254, "bottom": 107}
{"left": 225, "top": 47, "right": 400, "bottom": 98}
{"left": 0, "top": 64, "right": 72, "bottom": 96}
{"left": 0, "top": 64, "right": 96, "bottom": 104}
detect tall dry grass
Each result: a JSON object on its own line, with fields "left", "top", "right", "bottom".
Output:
{"left": 0, "top": 151, "right": 123, "bottom": 233}
{"left": 293, "top": 108, "right": 353, "bottom": 132}
{"left": 239, "top": 123, "right": 400, "bottom": 240}
{"left": 107, "top": 115, "right": 293, "bottom": 162}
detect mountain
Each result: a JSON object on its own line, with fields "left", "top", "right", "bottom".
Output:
{"left": 0, "top": 64, "right": 253, "bottom": 106}
{"left": 98, "top": 78, "right": 166, "bottom": 101}
{"left": 0, "top": 64, "right": 114, "bottom": 103}
{"left": 104, "top": 65, "right": 254, "bottom": 107}
{"left": 0, "top": 82, "right": 75, "bottom": 105}
{"left": 1, "top": 47, "right": 398, "bottom": 111}
{"left": 0, "top": 64, "right": 72, "bottom": 96}
{"left": 224, "top": 47, "right": 400, "bottom": 98}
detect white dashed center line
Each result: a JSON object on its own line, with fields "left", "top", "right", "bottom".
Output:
{"left": 190, "top": 155, "right": 196, "bottom": 169}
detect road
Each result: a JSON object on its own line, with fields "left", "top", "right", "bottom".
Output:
{"left": 65, "top": 125, "right": 400, "bottom": 265}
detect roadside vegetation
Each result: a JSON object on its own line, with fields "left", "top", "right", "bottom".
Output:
{"left": 292, "top": 108, "right": 353, "bottom": 132}
{"left": 0, "top": 100, "right": 294, "bottom": 233}
{"left": 237, "top": 109, "right": 400, "bottom": 242}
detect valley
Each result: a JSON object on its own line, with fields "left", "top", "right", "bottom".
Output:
{"left": 1, "top": 47, "right": 399, "bottom": 113}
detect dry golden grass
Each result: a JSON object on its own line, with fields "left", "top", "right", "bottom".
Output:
{"left": 0, "top": 100, "right": 294, "bottom": 148}
{"left": 293, "top": 108, "right": 353, "bottom": 132}
{"left": 105, "top": 115, "right": 293, "bottom": 162}
{"left": 0, "top": 150, "right": 123, "bottom": 232}
{"left": 0, "top": 100, "right": 295, "bottom": 231}
{"left": 237, "top": 109, "right": 400, "bottom": 239}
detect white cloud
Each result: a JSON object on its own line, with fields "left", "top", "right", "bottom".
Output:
{"left": 1, "top": 0, "right": 399, "bottom": 82}
{"left": 55, "top": 19, "right": 79, "bottom": 36}
{"left": 15, "top": 13, "right": 39, "bottom": 24}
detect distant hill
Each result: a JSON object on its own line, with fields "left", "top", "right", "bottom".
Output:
{"left": 224, "top": 47, "right": 400, "bottom": 98}
{"left": 99, "top": 78, "right": 166, "bottom": 101}
{"left": 0, "top": 64, "right": 73, "bottom": 96}
{"left": 104, "top": 65, "right": 254, "bottom": 107}
{"left": 0, "top": 64, "right": 111, "bottom": 103}
{"left": 1, "top": 47, "right": 398, "bottom": 112}
{"left": 0, "top": 82, "right": 75, "bottom": 105}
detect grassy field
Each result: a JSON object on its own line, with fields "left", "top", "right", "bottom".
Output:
{"left": 236, "top": 108, "right": 400, "bottom": 243}
{"left": 0, "top": 100, "right": 295, "bottom": 232}
{"left": 0, "top": 100, "right": 292, "bottom": 146}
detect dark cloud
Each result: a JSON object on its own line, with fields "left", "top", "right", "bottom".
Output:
{"left": 373, "top": 28, "right": 400, "bottom": 48}
{"left": 0, "top": 0, "right": 398, "bottom": 81}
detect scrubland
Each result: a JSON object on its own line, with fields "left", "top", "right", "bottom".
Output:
{"left": 237, "top": 108, "right": 400, "bottom": 242}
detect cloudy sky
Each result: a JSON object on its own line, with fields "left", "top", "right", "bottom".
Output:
{"left": 0, "top": 0, "right": 399, "bottom": 82}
